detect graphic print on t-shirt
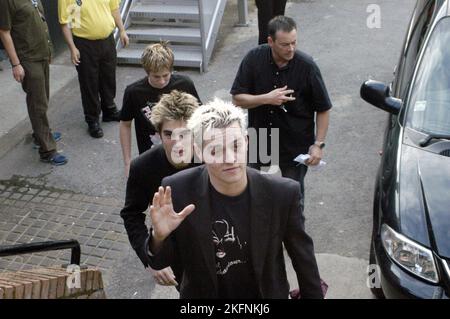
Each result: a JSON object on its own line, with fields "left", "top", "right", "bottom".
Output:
{"left": 212, "top": 219, "right": 247, "bottom": 275}
{"left": 140, "top": 101, "right": 156, "bottom": 125}
{"left": 140, "top": 101, "right": 161, "bottom": 146}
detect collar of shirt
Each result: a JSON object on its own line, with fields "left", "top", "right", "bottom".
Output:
{"left": 267, "top": 47, "right": 293, "bottom": 72}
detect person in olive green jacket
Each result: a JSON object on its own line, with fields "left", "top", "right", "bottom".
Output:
{"left": 0, "top": 0, "right": 68, "bottom": 165}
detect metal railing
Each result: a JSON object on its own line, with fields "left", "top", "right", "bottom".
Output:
{"left": 115, "top": 0, "right": 133, "bottom": 50}
{"left": 115, "top": 0, "right": 249, "bottom": 71}
{"left": 199, "top": 0, "right": 227, "bottom": 72}
{"left": 0, "top": 239, "right": 81, "bottom": 265}
{"left": 237, "top": 0, "right": 249, "bottom": 26}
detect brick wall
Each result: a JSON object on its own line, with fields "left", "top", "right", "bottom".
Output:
{"left": 0, "top": 266, "right": 106, "bottom": 299}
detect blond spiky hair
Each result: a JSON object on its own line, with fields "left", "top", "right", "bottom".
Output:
{"left": 150, "top": 90, "right": 200, "bottom": 133}
{"left": 187, "top": 98, "right": 247, "bottom": 146}
{"left": 141, "top": 41, "right": 174, "bottom": 74}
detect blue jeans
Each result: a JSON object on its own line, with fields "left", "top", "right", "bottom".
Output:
{"left": 280, "top": 164, "right": 308, "bottom": 213}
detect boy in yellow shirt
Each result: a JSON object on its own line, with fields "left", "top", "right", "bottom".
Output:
{"left": 58, "top": 0, "right": 129, "bottom": 138}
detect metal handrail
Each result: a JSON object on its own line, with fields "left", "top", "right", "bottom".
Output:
{"left": 198, "top": 0, "right": 207, "bottom": 72}
{"left": 114, "top": 0, "right": 133, "bottom": 49}
{"left": 0, "top": 239, "right": 81, "bottom": 265}
{"left": 237, "top": 0, "right": 249, "bottom": 26}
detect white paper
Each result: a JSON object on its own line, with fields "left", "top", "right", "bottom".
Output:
{"left": 293, "top": 154, "right": 326, "bottom": 171}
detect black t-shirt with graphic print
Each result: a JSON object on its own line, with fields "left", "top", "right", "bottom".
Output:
{"left": 120, "top": 74, "right": 201, "bottom": 154}
{"left": 209, "top": 183, "right": 259, "bottom": 299}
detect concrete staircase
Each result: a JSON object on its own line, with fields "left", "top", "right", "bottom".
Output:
{"left": 117, "top": 0, "right": 226, "bottom": 72}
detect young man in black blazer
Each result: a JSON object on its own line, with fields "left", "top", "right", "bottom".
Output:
{"left": 146, "top": 99, "right": 323, "bottom": 298}
{"left": 120, "top": 90, "right": 200, "bottom": 288}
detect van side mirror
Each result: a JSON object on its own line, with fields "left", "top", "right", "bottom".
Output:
{"left": 360, "top": 80, "right": 402, "bottom": 115}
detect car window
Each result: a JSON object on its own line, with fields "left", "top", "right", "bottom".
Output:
{"left": 406, "top": 17, "right": 450, "bottom": 135}
{"left": 396, "top": 1, "right": 435, "bottom": 98}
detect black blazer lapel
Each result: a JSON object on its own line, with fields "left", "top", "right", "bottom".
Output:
{"left": 247, "top": 168, "right": 273, "bottom": 293}
{"left": 187, "top": 167, "right": 218, "bottom": 293}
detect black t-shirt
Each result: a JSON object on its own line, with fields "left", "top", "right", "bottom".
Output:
{"left": 121, "top": 144, "right": 199, "bottom": 267}
{"left": 230, "top": 44, "right": 332, "bottom": 166}
{"left": 209, "top": 183, "right": 259, "bottom": 298}
{"left": 120, "top": 74, "right": 201, "bottom": 154}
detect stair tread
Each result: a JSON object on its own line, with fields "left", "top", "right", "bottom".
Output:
{"left": 118, "top": 46, "right": 202, "bottom": 61}
{"left": 127, "top": 26, "right": 200, "bottom": 37}
{"left": 131, "top": 4, "right": 199, "bottom": 15}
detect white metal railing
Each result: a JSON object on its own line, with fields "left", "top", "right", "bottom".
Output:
{"left": 198, "top": 0, "right": 227, "bottom": 72}
{"left": 115, "top": 0, "right": 133, "bottom": 50}
{"left": 115, "top": 0, "right": 248, "bottom": 71}
{"left": 237, "top": 0, "right": 249, "bottom": 26}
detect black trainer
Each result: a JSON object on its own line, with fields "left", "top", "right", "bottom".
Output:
{"left": 102, "top": 109, "right": 120, "bottom": 122}
{"left": 88, "top": 121, "right": 104, "bottom": 138}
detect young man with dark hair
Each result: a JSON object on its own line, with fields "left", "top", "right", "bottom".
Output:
{"left": 146, "top": 99, "right": 323, "bottom": 298}
{"left": 120, "top": 90, "right": 200, "bottom": 288}
{"left": 231, "top": 15, "right": 332, "bottom": 211}
{"left": 119, "top": 42, "right": 201, "bottom": 177}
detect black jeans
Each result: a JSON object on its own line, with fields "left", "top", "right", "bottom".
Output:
{"left": 280, "top": 164, "right": 308, "bottom": 213}
{"left": 255, "top": 0, "right": 288, "bottom": 44}
{"left": 249, "top": 163, "right": 308, "bottom": 212}
{"left": 73, "top": 34, "right": 117, "bottom": 124}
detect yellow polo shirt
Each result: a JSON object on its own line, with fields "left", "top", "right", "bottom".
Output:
{"left": 58, "top": 0, "right": 121, "bottom": 40}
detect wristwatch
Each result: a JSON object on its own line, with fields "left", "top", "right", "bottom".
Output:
{"left": 314, "top": 141, "right": 326, "bottom": 149}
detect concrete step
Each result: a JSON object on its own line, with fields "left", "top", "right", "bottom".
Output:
{"left": 138, "top": 0, "right": 198, "bottom": 4}
{"left": 126, "top": 26, "right": 201, "bottom": 44}
{"left": 130, "top": 3, "right": 199, "bottom": 20}
{"left": 117, "top": 44, "right": 202, "bottom": 69}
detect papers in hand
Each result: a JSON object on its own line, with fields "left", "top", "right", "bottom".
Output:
{"left": 293, "top": 154, "right": 326, "bottom": 171}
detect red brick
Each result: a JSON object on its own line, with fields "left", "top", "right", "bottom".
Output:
{"left": 0, "top": 273, "right": 39, "bottom": 299}
{"left": 18, "top": 271, "right": 55, "bottom": 299}
{"left": 0, "top": 279, "right": 23, "bottom": 299}
{"left": 0, "top": 283, "right": 14, "bottom": 299}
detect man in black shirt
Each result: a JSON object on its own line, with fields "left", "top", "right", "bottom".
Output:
{"left": 146, "top": 99, "right": 323, "bottom": 298}
{"left": 120, "top": 90, "right": 200, "bottom": 288}
{"left": 119, "top": 42, "right": 201, "bottom": 177}
{"left": 231, "top": 16, "right": 332, "bottom": 210}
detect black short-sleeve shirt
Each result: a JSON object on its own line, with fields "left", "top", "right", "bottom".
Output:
{"left": 120, "top": 73, "right": 201, "bottom": 154}
{"left": 0, "top": 0, "right": 52, "bottom": 62}
{"left": 230, "top": 44, "right": 332, "bottom": 166}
